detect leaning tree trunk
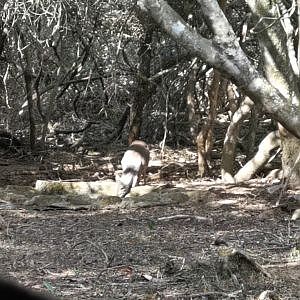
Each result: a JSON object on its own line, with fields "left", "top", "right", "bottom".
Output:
{"left": 247, "top": 0, "right": 300, "bottom": 187}
{"left": 138, "top": 0, "right": 300, "bottom": 138}
{"left": 234, "top": 130, "right": 281, "bottom": 183}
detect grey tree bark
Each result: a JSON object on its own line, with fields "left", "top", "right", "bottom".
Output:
{"left": 137, "top": 0, "right": 300, "bottom": 139}
{"left": 138, "top": 0, "right": 300, "bottom": 186}
{"left": 247, "top": 0, "right": 300, "bottom": 187}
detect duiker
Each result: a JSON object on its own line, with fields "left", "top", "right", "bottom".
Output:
{"left": 117, "top": 140, "right": 150, "bottom": 197}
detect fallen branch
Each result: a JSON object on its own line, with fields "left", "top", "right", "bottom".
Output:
{"left": 263, "top": 261, "right": 300, "bottom": 268}
{"left": 164, "top": 290, "right": 242, "bottom": 299}
{"left": 257, "top": 290, "right": 280, "bottom": 300}
{"left": 157, "top": 214, "right": 212, "bottom": 222}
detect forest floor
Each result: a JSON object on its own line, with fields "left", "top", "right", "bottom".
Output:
{"left": 0, "top": 146, "right": 299, "bottom": 299}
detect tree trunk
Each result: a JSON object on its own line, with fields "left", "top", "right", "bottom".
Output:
{"left": 278, "top": 125, "right": 300, "bottom": 187}
{"left": 24, "top": 69, "right": 36, "bottom": 151}
{"left": 234, "top": 130, "right": 281, "bottom": 183}
{"left": 196, "top": 129, "right": 210, "bottom": 177}
{"left": 137, "top": 0, "right": 300, "bottom": 138}
{"left": 196, "top": 70, "right": 222, "bottom": 176}
{"left": 244, "top": 106, "right": 259, "bottom": 160}
{"left": 221, "top": 97, "right": 254, "bottom": 182}
{"left": 226, "top": 81, "right": 238, "bottom": 118}
{"left": 128, "top": 28, "right": 153, "bottom": 144}
{"left": 248, "top": 0, "right": 300, "bottom": 187}
{"left": 17, "top": 28, "right": 36, "bottom": 151}
{"left": 185, "top": 62, "right": 200, "bottom": 142}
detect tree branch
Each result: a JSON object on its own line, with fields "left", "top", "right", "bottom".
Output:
{"left": 137, "top": 0, "right": 300, "bottom": 138}
{"left": 196, "top": 0, "right": 236, "bottom": 43}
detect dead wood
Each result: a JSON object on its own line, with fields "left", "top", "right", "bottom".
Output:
{"left": 234, "top": 131, "right": 281, "bottom": 183}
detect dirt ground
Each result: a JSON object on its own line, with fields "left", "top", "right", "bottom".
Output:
{"left": 0, "top": 148, "right": 299, "bottom": 299}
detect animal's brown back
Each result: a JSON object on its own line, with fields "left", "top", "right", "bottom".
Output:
{"left": 117, "top": 140, "right": 150, "bottom": 197}
{"left": 126, "top": 140, "right": 149, "bottom": 168}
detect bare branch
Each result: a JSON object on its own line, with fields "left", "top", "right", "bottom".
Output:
{"left": 196, "top": 0, "right": 236, "bottom": 43}
{"left": 137, "top": 0, "right": 300, "bottom": 138}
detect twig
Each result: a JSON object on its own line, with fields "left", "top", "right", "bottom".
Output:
{"left": 164, "top": 290, "right": 242, "bottom": 298}
{"left": 98, "top": 264, "right": 134, "bottom": 276}
{"left": 263, "top": 261, "right": 300, "bottom": 268}
{"left": 157, "top": 214, "right": 212, "bottom": 222}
